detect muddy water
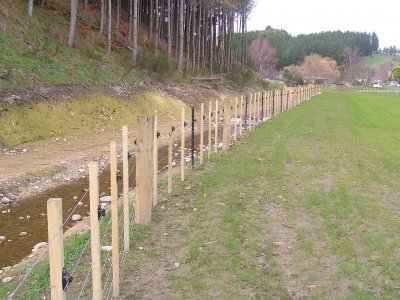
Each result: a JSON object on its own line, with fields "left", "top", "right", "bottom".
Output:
{"left": 0, "top": 130, "right": 215, "bottom": 267}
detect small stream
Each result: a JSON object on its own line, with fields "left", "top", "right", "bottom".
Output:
{"left": 0, "top": 130, "right": 215, "bottom": 267}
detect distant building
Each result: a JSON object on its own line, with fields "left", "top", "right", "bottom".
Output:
{"left": 373, "top": 81, "right": 384, "bottom": 88}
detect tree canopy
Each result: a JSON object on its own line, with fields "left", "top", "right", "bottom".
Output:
{"left": 233, "top": 27, "right": 380, "bottom": 69}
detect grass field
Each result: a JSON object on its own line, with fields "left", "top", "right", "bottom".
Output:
{"left": 362, "top": 54, "right": 399, "bottom": 70}
{"left": 118, "top": 89, "right": 400, "bottom": 299}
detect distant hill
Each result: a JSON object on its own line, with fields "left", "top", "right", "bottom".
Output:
{"left": 362, "top": 55, "right": 400, "bottom": 70}
{"left": 232, "top": 27, "right": 379, "bottom": 69}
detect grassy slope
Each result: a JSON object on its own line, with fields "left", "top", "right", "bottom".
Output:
{"left": 362, "top": 54, "right": 399, "bottom": 70}
{"left": 117, "top": 89, "right": 400, "bottom": 299}
{"left": 0, "top": 0, "right": 145, "bottom": 92}
{"left": 0, "top": 92, "right": 188, "bottom": 146}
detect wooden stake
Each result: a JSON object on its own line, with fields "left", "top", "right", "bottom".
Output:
{"left": 181, "top": 107, "right": 185, "bottom": 182}
{"left": 239, "top": 95, "right": 243, "bottom": 135}
{"left": 223, "top": 99, "right": 231, "bottom": 150}
{"left": 135, "top": 116, "right": 155, "bottom": 224}
{"left": 153, "top": 114, "right": 158, "bottom": 206}
{"left": 168, "top": 117, "right": 173, "bottom": 194}
{"left": 208, "top": 101, "right": 212, "bottom": 160}
{"left": 122, "top": 126, "right": 129, "bottom": 252}
{"left": 110, "top": 141, "right": 120, "bottom": 298}
{"left": 234, "top": 97, "right": 238, "bottom": 141}
{"left": 89, "top": 162, "right": 102, "bottom": 300}
{"left": 215, "top": 99, "right": 219, "bottom": 152}
{"left": 47, "top": 198, "right": 65, "bottom": 300}
{"left": 200, "top": 103, "right": 204, "bottom": 165}
{"left": 249, "top": 93, "right": 252, "bottom": 131}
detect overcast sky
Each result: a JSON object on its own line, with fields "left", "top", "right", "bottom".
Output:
{"left": 248, "top": 0, "right": 399, "bottom": 48}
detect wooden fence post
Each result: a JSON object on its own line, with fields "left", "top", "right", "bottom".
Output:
{"left": 215, "top": 99, "right": 219, "bottom": 152}
{"left": 249, "top": 93, "right": 252, "bottom": 131}
{"left": 153, "top": 114, "right": 158, "bottom": 206}
{"left": 47, "top": 198, "right": 65, "bottom": 300}
{"left": 122, "top": 126, "right": 129, "bottom": 252}
{"left": 239, "top": 95, "right": 243, "bottom": 135}
{"left": 234, "top": 97, "right": 238, "bottom": 142}
{"left": 168, "top": 117, "right": 173, "bottom": 194}
{"left": 208, "top": 101, "right": 212, "bottom": 160}
{"left": 223, "top": 99, "right": 231, "bottom": 150}
{"left": 89, "top": 162, "right": 102, "bottom": 300}
{"left": 255, "top": 92, "right": 258, "bottom": 124}
{"left": 254, "top": 93, "right": 258, "bottom": 125}
{"left": 200, "top": 103, "right": 204, "bottom": 165}
{"left": 135, "top": 116, "right": 155, "bottom": 224}
{"left": 110, "top": 141, "right": 120, "bottom": 298}
{"left": 181, "top": 107, "right": 185, "bottom": 182}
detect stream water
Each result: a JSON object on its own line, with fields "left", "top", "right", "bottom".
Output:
{"left": 0, "top": 130, "right": 214, "bottom": 267}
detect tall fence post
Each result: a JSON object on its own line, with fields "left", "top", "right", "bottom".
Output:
{"left": 208, "top": 101, "right": 212, "bottom": 160}
{"left": 254, "top": 92, "right": 258, "bottom": 125}
{"left": 239, "top": 95, "right": 243, "bottom": 135}
{"left": 244, "top": 95, "right": 248, "bottom": 131}
{"left": 135, "top": 116, "right": 155, "bottom": 224}
{"left": 89, "top": 162, "right": 102, "bottom": 300}
{"left": 110, "top": 141, "right": 120, "bottom": 298}
{"left": 223, "top": 98, "right": 231, "bottom": 150}
{"left": 234, "top": 97, "right": 238, "bottom": 142}
{"left": 200, "top": 103, "right": 204, "bottom": 165}
{"left": 153, "top": 114, "right": 158, "bottom": 207}
{"left": 249, "top": 93, "right": 252, "bottom": 131}
{"left": 272, "top": 90, "right": 275, "bottom": 117}
{"left": 168, "top": 117, "right": 173, "bottom": 194}
{"left": 191, "top": 106, "right": 195, "bottom": 170}
{"left": 215, "top": 99, "right": 219, "bottom": 153}
{"left": 122, "top": 126, "right": 130, "bottom": 252}
{"left": 47, "top": 198, "right": 65, "bottom": 300}
{"left": 181, "top": 107, "right": 185, "bottom": 182}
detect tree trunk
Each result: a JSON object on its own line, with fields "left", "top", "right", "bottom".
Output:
{"left": 117, "top": 0, "right": 121, "bottom": 34}
{"left": 167, "top": 0, "right": 172, "bottom": 61}
{"left": 28, "top": 0, "right": 33, "bottom": 16}
{"left": 99, "top": 0, "right": 105, "bottom": 39}
{"left": 191, "top": 0, "right": 196, "bottom": 73}
{"left": 68, "top": 0, "right": 78, "bottom": 47}
{"left": 155, "top": 0, "right": 159, "bottom": 51}
{"left": 209, "top": 7, "right": 214, "bottom": 74}
{"left": 107, "top": 0, "right": 112, "bottom": 55}
{"left": 84, "top": 0, "right": 88, "bottom": 11}
{"left": 177, "top": 0, "right": 184, "bottom": 71}
{"left": 41, "top": 0, "right": 46, "bottom": 7}
{"left": 149, "top": 0, "right": 154, "bottom": 41}
{"left": 185, "top": 1, "right": 192, "bottom": 72}
{"left": 128, "top": 0, "right": 133, "bottom": 41}
{"left": 132, "top": 0, "right": 138, "bottom": 65}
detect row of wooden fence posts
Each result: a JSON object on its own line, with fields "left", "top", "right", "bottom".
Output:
{"left": 45, "top": 84, "right": 320, "bottom": 299}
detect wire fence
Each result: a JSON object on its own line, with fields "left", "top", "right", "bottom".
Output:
{"left": 4, "top": 85, "right": 320, "bottom": 299}
{"left": 355, "top": 88, "right": 400, "bottom": 96}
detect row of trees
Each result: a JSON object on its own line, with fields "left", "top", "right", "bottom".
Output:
{"left": 377, "top": 46, "right": 400, "bottom": 56}
{"left": 27, "top": 0, "right": 255, "bottom": 75}
{"left": 234, "top": 27, "right": 379, "bottom": 70}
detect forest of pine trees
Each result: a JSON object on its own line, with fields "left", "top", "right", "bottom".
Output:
{"left": 233, "top": 27, "right": 380, "bottom": 70}
{"left": 28, "top": 0, "right": 256, "bottom": 75}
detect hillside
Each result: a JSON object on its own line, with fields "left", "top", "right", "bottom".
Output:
{"left": 362, "top": 54, "right": 400, "bottom": 70}
{"left": 0, "top": 0, "right": 172, "bottom": 92}
{"left": 0, "top": 0, "right": 261, "bottom": 93}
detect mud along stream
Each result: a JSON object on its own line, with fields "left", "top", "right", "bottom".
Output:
{"left": 0, "top": 130, "right": 214, "bottom": 268}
